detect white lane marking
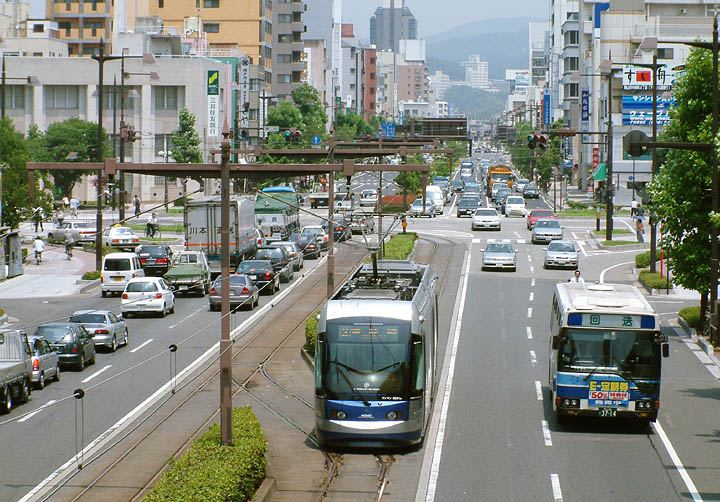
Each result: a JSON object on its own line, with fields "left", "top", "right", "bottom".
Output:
{"left": 529, "top": 292, "right": 534, "bottom": 302}
{"left": 168, "top": 305, "right": 206, "bottom": 329}
{"left": 708, "top": 365, "right": 720, "bottom": 380}
{"left": 541, "top": 419, "right": 553, "bottom": 446}
{"left": 514, "top": 231, "right": 522, "bottom": 238}
{"left": 652, "top": 421, "right": 704, "bottom": 502}
{"left": 20, "top": 254, "right": 332, "bottom": 502}
{"left": 81, "top": 365, "right": 112, "bottom": 384}
{"left": 531, "top": 278, "right": 536, "bottom": 287}
{"left": 535, "top": 380, "right": 543, "bottom": 401}
{"left": 576, "top": 239, "right": 589, "bottom": 258}
{"left": 517, "top": 238, "right": 526, "bottom": 244}
{"left": 17, "top": 400, "right": 57, "bottom": 423}
{"left": 530, "top": 350, "right": 537, "bottom": 366}
{"left": 129, "top": 339, "right": 153, "bottom": 353}
{"left": 530, "top": 265, "right": 535, "bottom": 273}
{"left": 526, "top": 327, "right": 533, "bottom": 339}
{"left": 527, "top": 307, "right": 533, "bottom": 318}
{"left": 527, "top": 254, "right": 532, "bottom": 262}
{"left": 425, "top": 248, "right": 472, "bottom": 502}
{"left": 599, "top": 260, "right": 635, "bottom": 283}
{"left": 472, "top": 238, "right": 482, "bottom": 244}
{"left": 551, "top": 474, "right": 564, "bottom": 502}
{"left": 648, "top": 300, "right": 685, "bottom": 304}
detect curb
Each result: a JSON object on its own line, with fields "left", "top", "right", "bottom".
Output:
{"left": 677, "top": 316, "right": 693, "bottom": 337}
{"left": 597, "top": 241, "right": 649, "bottom": 251}
{"left": 300, "top": 346, "right": 315, "bottom": 370}
{"left": 79, "top": 278, "right": 101, "bottom": 293}
{"left": 251, "top": 476, "right": 277, "bottom": 502}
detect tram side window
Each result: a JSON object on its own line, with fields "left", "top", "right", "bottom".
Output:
{"left": 412, "top": 339, "right": 424, "bottom": 396}
{"left": 315, "top": 334, "right": 324, "bottom": 392}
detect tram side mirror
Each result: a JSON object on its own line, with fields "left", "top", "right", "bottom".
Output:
{"left": 551, "top": 335, "right": 559, "bottom": 350}
{"left": 662, "top": 343, "right": 669, "bottom": 358}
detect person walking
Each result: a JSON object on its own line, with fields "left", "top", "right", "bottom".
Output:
{"left": 61, "top": 195, "right": 69, "bottom": 209}
{"left": 146, "top": 212, "right": 158, "bottom": 238}
{"left": 635, "top": 214, "right": 645, "bottom": 243}
{"left": 69, "top": 196, "right": 79, "bottom": 218}
{"left": 33, "top": 235, "right": 45, "bottom": 264}
{"left": 568, "top": 270, "right": 585, "bottom": 283}
{"left": 133, "top": 195, "right": 141, "bottom": 217}
{"left": 31, "top": 206, "right": 45, "bottom": 232}
{"left": 56, "top": 209, "right": 65, "bottom": 227}
{"left": 631, "top": 198, "right": 639, "bottom": 217}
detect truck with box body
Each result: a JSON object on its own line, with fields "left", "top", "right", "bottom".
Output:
{"left": 255, "top": 190, "right": 301, "bottom": 243}
{"left": 487, "top": 164, "right": 513, "bottom": 191}
{"left": 185, "top": 196, "right": 258, "bottom": 278}
{"left": 0, "top": 329, "right": 33, "bottom": 413}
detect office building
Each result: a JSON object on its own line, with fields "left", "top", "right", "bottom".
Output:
{"left": 272, "top": 0, "right": 305, "bottom": 101}
{"left": 461, "top": 55, "right": 489, "bottom": 89}
{"left": 46, "top": 0, "right": 112, "bottom": 56}
{"left": 369, "top": 0, "right": 417, "bottom": 52}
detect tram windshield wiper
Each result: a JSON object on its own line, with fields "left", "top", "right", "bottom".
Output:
{"left": 330, "top": 361, "right": 371, "bottom": 406}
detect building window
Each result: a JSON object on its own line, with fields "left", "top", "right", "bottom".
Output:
{"left": 154, "top": 134, "right": 173, "bottom": 156}
{"left": 278, "top": 14, "right": 292, "bottom": 23}
{"left": 278, "top": 34, "right": 292, "bottom": 43}
{"left": 3, "top": 86, "right": 24, "bottom": 109}
{"left": 277, "top": 54, "right": 292, "bottom": 63}
{"left": 565, "top": 83, "right": 579, "bottom": 98}
{"left": 155, "top": 86, "right": 179, "bottom": 110}
{"left": 657, "top": 48, "right": 674, "bottom": 59}
{"left": 45, "top": 85, "right": 79, "bottom": 109}
{"left": 248, "top": 109, "right": 258, "bottom": 120}
{"left": 203, "top": 0, "right": 219, "bottom": 7}
{"left": 566, "top": 57, "right": 578, "bottom": 71}
{"left": 249, "top": 79, "right": 261, "bottom": 91}
{"left": 33, "top": 24, "right": 44, "bottom": 33}
{"left": 278, "top": 74, "right": 291, "bottom": 84}
{"left": 204, "top": 23, "right": 219, "bottom": 33}
{"left": 158, "top": 0, "right": 164, "bottom": 7}
{"left": 565, "top": 30, "right": 578, "bottom": 45}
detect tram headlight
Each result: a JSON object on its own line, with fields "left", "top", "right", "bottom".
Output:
{"left": 386, "top": 411, "right": 402, "bottom": 420}
{"left": 332, "top": 410, "right": 347, "bottom": 420}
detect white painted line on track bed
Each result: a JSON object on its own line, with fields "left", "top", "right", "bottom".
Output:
{"left": 652, "top": 421, "right": 704, "bottom": 502}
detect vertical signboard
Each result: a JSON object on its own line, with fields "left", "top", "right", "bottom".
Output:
{"left": 239, "top": 58, "right": 251, "bottom": 132}
{"left": 207, "top": 70, "right": 220, "bottom": 138}
{"left": 543, "top": 91, "right": 551, "bottom": 128}
{"left": 581, "top": 89, "right": 590, "bottom": 142}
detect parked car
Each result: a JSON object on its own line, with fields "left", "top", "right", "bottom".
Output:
{"left": 270, "top": 241, "right": 304, "bottom": 271}
{"left": 290, "top": 233, "right": 320, "bottom": 259}
{"left": 527, "top": 209, "right": 556, "bottom": 230}
{"left": 347, "top": 210, "right": 376, "bottom": 235}
{"left": 0, "top": 329, "right": 33, "bottom": 412}
{"left": 208, "top": 273, "right": 260, "bottom": 311}
{"left": 532, "top": 218, "right": 564, "bottom": 244}
{"left": 68, "top": 310, "right": 129, "bottom": 352}
{"left": 481, "top": 241, "right": 518, "bottom": 271}
{"left": 543, "top": 240, "right": 579, "bottom": 269}
{"left": 471, "top": 208, "right": 501, "bottom": 231}
{"left": 121, "top": 277, "right": 175, "bottom": 318}
{"left": 523, "top": 183, "right": 540, "bottom": 199}
{"left": 255, "top": 246, "right": 294, "bottom": 283}
{"left": 136, "top": 245, "right": 173, "bottom": 276}
{"left": 504, "top": 196, "right": 527, "bottom": 217}
{"left": 359, "top": 189, "right": 378, "bottom": 207}
{"left": 35, "top": 323, "right": 95, "bottom": 371}
{"left": 164, "top": 250, "right": 212, "bottom": 295}
{"left": 236, "top": 259, "right": 279, "bottom": 294}
{"left": 301, "top": 225, "right": 329, "bottom": 251}
{"left": 26, "top": 335, "right": 60, "bottom": 389}
{"left": 47, "top": 220, "right": 96, "bottom": 244}
{"left": 101, "top": 253, "right": 145, "bottom": 298}
{"left": 457, "top": 197, "right": 480, "bottom": 217}
{"left": 409, "top": 198, "right": 437, "bottom": 218}
{"left": 102, "top": 226, "right": 140, "bottom": 251}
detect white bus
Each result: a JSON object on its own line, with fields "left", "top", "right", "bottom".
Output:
{"left": 548, "top": 283, "right": 669, "bottom": 424}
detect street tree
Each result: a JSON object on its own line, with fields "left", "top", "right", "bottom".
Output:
{"left": 291, "top": 84, "right": 327, "bottom": 138}
{"left": 267, "top": 101, "right": 304, "bottom": 131}
{"left": 170, "top": 107, "right": 202, "bottom": 163}
{"left": 32, "top": 118, "right": 111, "bottom": 198}
{"left": 648, "top": 46, "right": 715, "bottom": 320}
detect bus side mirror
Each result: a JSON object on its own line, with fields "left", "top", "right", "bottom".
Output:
{"left": 662, "top": 343, "right": 669, "bottom": 358}
{"left": 551, "top": 336, "right": 559, "bottom": 350}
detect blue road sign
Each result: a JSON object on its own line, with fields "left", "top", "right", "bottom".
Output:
{"left": 381, "top": 122, "right": 396, "bottom": 138}
{"left": 311, "top": 135, "right": 321, "bottom": 145}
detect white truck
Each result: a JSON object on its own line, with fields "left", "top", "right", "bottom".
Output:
{"left": 185, "top": 196, "right": 258, "bottom": 278}
{"left": 0, "top": 330, "right": 33, "bottom": 414}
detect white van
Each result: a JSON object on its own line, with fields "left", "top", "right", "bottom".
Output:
{"left": 101, "top": 252, "right": 145, "bottom": 297}
{"left": 424, "top": 185, "right": 445, "bottom": 211}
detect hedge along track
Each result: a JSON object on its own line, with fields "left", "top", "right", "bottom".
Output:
{"left": 243, "top": 233, "right": 459, "bottom": 502}
{"left": 40, "top": 239, "right": 370, "bottom": 502}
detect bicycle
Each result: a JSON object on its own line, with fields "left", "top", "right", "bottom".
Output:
{"left": 145, "top": 223, "right": 161, "bottom": 239}
{"left": 65, "top": 243, "right": 74, "bottom": 260}
{"left": 34, "top": 251, "right": 42, "bottom": 265}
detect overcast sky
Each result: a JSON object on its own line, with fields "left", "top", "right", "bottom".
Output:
{"left": 343, "top": 0, "right": 547, "bottom": 38}
{"left": 29, "top": 0, "right": 547, "bottom": 38}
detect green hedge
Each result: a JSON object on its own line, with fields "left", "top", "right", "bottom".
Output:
{"left": 635, "top": 251, "right": 662, "bottom": 268}
{"left": 22, "top": 248, "right": 28, "bottom": 262}
{"left": 82, "top": 270, "right": 101, "bottom": 280}
{"left": 380, "top": 205, "right": 407, "bottom": 214}
{"left": 679, "top": 306, "right": 702, "bottom": 331}
{"left": 567, "top": 200, "right": 589, "bottom": 210}
{"left": 304, "top": 311, "right": 320, "bottom": 357}
{"left": 639, "top": 270, "right": 671, "bottom": 290}
{"left": 143, "top": 406, "right": 266, "bottom": 502}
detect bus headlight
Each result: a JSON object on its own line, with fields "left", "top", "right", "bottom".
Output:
{"left": 332, "top": 410, "right": 347, "bottom": 420}
{"left": 386, "top": 411, "right": 402, "bottom": 420}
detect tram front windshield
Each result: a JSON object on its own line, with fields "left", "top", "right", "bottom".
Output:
{"left": 558, "top": 329, "right": 660, "bottom": 379}
{"left": 323, "top": 320, "right": 412, "bottom": 401}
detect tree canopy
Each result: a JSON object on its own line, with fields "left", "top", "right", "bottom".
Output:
{"left": 170, "top": 107, "right": 203, "bottom": 164}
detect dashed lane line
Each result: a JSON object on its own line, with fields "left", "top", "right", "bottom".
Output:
{"left": 526, "top": 327, "right": 533, "bottom": 339}
{"left": 81, "top": 365, "right": 112, "bottom": 384}
{"left": 529, "top": 292, "right": 534, "bottom": 302}
{"left": 541, "top": 419, "right": 553, "bottom": 446}
{"left": 530, "top": 350, "right": 537, "bottom": 366}
{"left": 531, "top": 278, "right": 536, "bottom": 287}
{"left": 168, "top": 305, "right": 206, "bottom": 329}
{"left": 129, "top": 339, "right": 153, "bottom": 353}
{"left": 535, "top": 381, "right": 543, "bottom": 401}
{"left": 551, "top": 474, "right": 564, "bottom": 502}
{"left": 527, "top": 308, "right": 533, "bottom": 318}
{"left": 17, "top": 400, "right": 57, "bottom": 423}
{"left": 530, "top": 265, "right": 535, "bottom": 273}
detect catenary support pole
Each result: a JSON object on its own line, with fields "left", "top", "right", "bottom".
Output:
{"left": 219, "top": 123, "right": 232, "bottom": 446}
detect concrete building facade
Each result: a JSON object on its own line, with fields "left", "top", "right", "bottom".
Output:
{"left": 45, "top": 0, "right": 112, "bottom": 56}
{"left": 369, "top": 0, "right": 417, "bottom": 52}
{"left": 272, "top": 0, "right": 305, "bottom": 102}
{"left": 461, "top": 55, "right": 489, "bottom": 89}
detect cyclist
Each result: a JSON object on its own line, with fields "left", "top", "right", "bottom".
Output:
{"left": 33, "top": 236, "right": 45, "bottom": 264}
{"left": 146, "top": 212, "right": 159, "bottom": 238}
{"left": 64, "top": 232, "right": 75, "bottom": 260}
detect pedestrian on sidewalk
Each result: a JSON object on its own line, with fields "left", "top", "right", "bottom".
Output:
{"left": 31, "top": 206, "right": 44, "bottom": 232}
{"left": 56, "top": 209, "right": 65, "bottom": 227}
{"left": 70, "top": 196, "right": 79, "bottom": 218}
{"left": 61, "top": 195, "right": 69, "bottom": 209}
{"left": 631, "top": 198, "right": 639, "bottom": 217}
{"left": 635, "top": 214, "right": 645, "bottom": 243}
{"left": 133, "top": 195, "right": 141, "bottom": 217}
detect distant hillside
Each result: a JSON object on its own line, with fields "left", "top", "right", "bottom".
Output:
{"left": 426, "top": 17, "right": 538, "bottom": 80}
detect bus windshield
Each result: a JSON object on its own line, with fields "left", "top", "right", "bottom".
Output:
{"left": 492, "top": 173, "right": 512, "bottom": 182}
{"left": 323, "top": 321, "right": 412, "bottom": 401}
{"left": 558, "top": 329, "right": 660, "bottom": 379}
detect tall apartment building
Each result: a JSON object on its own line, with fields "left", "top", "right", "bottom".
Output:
{"left": 397, "top": 64, "right": 428, "bottom": 102}
{"left": 548, "top": 0, "right": 578, "bottom": 124}
{"left": 461, "top": 55, "right": 489, "bottom": 89}
{"left": 46, "top": 0, "right": 112, "bottom": 56}
{"left": 273, "top": 0, "right": 305, "bottom": 101}
{"left": 369, "top": 0, "right": 417, "bottom": 52}
{"left": 529, "top": 21, "right": 549, "bottom": 86}
{"left": 363, "top": 48, "right": 377, "bottom": 120}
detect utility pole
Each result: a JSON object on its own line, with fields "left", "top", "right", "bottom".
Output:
{"left": 118, "top": 56, "right": 126, "bottom": 220}
{"left": 711, "top": 14, "right": 719, "bottom": 331}
{"left": 327, "top": 133, "right": 335, "bottom": 299}
{"left": 605, "top": 69, "right": 615, "bottom": 241}
{"left": 377, "top": 170, "right": 383, "bottom": 258}
{"left": 650, "top": 53, "right": 659, "bottom": 272}
{"left": 219, "top": 122, "right": 232, "bottom": 446}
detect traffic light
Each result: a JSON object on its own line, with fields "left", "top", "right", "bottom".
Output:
{"left": 292, "top": 129, "right": 302, "bottom": 143}
{"left": 527, "top": 134, "right": 536, "bottom": 149}
{"left": 537, "top": 134, "right": 548, "bottom": 151}
{"left": 623, "top": 130, "right": 650, "bottom": 157}
{"left": 284, "top": 130, "right": 292, "bottom": 142}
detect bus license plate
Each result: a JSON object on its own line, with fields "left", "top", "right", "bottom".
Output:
{"left": 598, "top": 408, "right": 617, "bottom": 418}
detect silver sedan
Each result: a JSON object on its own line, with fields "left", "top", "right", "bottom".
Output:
{"left": 481, "top": 241, "right": 518, "bottom": 271}
{"left": 208, "top": 273, "right": 260, "bottom": 311}
{"left": 68, "top": 310, "right": 129, "bottom": 352}
{"left": 543, "top": 240, "right": 579, "bottom": 269}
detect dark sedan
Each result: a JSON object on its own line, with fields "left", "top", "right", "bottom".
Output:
{"left": 236, "top": 259, "right": 279, "bottom": 295}
{"left": 136, "top": 245, "right": 173, "bottom": 276}
{"left": 523, "top": 183, "right": 540, "bottom": 199}
{"left": 255, "top": 246, "right": 293, "bottom": 282}
{"left": 34, "top": 323, "right": 96, "bottom": 371}
{"left": 457, "top": 197, "right": 480, "bottom": 217}
{"left": 322, "top": 218, "right": 351, "bottom": 242}
{"left": 208, "top": 273, "right": 259, "bottom": 311}
{"left": 290, "top": 233, "right": 320, "bottom": 259}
